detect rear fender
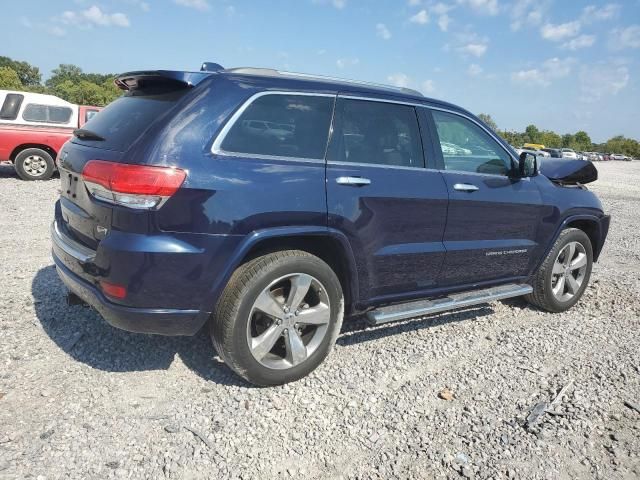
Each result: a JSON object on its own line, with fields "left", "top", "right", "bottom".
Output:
{"left": 198, "top": 226, "right": 359, "bottom": 323}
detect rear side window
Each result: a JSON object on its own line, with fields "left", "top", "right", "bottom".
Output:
{"left": 74, "top": 89, "right": 187, "bottom": 152}
{"left": 432, "top": 110, "right": 512, "bottom": 176}
{"left": 327, "top": 98, "right": 424, "bottom": 168}
{"left": 220, "top": 94, "right": 334, "bottom": 160}
{"left": 23, "top": 104, "right": 73, "bottom": 124}
{"left": 0, "top": 93, "right": 24, "bottom": 120}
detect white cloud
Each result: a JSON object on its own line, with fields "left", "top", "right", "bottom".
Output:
{"left": 376, "top": 23, "right": 391, "bottom": 40}
{"left": 408, "top": 0, "right": 421, "bottom": 6}
{"left": 540, "top": 21, "right": 580, "bottom": 41}
{"left": 581, "top": 4, "right": 620, "bottom": 23}
{"left": 313, "top": 0, "right": 346, "bottom": 8}
{"left": 388, "top": 73, "right": 411, "bottom": 88}
{"left": 562, "top": 34, "right": 596, "bottom": 50}
{"left": 173, "top": 0, "right": 210, "bottom": 11}
{"left": 48, "top": 26, "right": 67, "bottom": 37}
{"left": 609, "top": 25, "right": 640, "bottom": 50}
{"left": 421, "top": 79, "right": 436, "bottom": 94}
{"left": 336, "top": 58, "right": 359, "bottom": 69}
{"left": 580, "top": 64, "right": 629, "bottom": 102}
{"left": 432, "top": 2, "right": 454, "bottom": 15}
{"left": 458, "top": 42, "right": 487, "bottom": 57}
{"left": 458, "top": 0, "right": 499, "bottom": 16}
{"left": 61, "top": 5, "right": 130, "bottom": 27}
{"left": 511, "top": 57, "right": 573, "bottom": 87}
{"left": 438, "top": 14, "right": 451, "bottom": 31}
{"left": 467, "top": 63, "right": 483, "bottom": 76}
{"left": 410, "top": 9, "right": 429, "bottom": 24}
{"left": 510, "top": 0, "right": 548, "bottom": 31}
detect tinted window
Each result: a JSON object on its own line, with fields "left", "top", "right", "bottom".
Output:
{"left": 22, "top": 104, "right": 73, "bottom": 124}
{"left": 327, "top": 98, "right": 424, "bottom": 168}
{"left": 73, "top": 89, "right": 187, "bottom": 152}
{"left": 220, "top": 94, "right": 334, "bottom": 159}
{"left": 0, "top": 93, "right": 24, "bottom": 120}
{"left": 432, "top": 110, "right": 512, "bottom": 176}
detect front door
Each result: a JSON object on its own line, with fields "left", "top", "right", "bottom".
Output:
{"left": 428, "top": 108, "right": 543, "bottom": 286}
{"left": 326, "top": 96, "right": 448, "bottom": 305}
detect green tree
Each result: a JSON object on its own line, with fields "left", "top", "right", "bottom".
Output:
{"left": 0, "top": 66, "right": 23, "bottom": 90}
{"left": 561, "top": 134, "right": 574, "bottom": 148}
{"left": 0, "top": 56, "right": 41, "bottom": 86}
{"left": 477, "top": 113, "right": 498, "bottom": 131}
{"left": 573, "top": 131, "right": 591, "bottom": 151}
{"left": 46, "top": 64, "right": 84, "bottom": 88}
{"left": 524, "top": 124, "right": 540, "bottom": 144}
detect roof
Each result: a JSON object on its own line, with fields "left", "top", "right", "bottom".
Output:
{"left": 0, "top": 89, "right": 74, "bottom": 107}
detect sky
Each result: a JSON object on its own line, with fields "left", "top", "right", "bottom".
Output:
{"left": 2, "top": 0, "right": 639, "bottom": 143}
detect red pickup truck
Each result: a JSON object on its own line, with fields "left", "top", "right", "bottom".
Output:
{"left": 0, "top": 90, "right": 101, "bottom": 180}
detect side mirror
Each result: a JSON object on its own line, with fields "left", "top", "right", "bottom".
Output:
{"left": 518, "top": 152, "right": 538, "bottom": 177}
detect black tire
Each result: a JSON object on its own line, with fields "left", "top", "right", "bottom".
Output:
{"left": 211, "top": 250, "right": 344, "bottom": 386}
{"left": 14, "top": 148, "right": 55, "bottom": 181}
{"left": 526, "top": 228, "right": 593, "bottom": 313}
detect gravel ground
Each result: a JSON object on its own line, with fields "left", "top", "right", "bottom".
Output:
{"left": 0, "top": 161, "right": 638, "bottom": 480}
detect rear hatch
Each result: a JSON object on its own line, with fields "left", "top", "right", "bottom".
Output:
{"left": 57, "top": 70, "right": 210, "bottom": 249}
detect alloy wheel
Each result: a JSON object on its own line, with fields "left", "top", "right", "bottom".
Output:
{"left": 551, "top": 241, "right": 588, "bottom": 302}
{"left": 246, "top": 273, "right": 331, "bottom": 370}
{"left": 22, "top": 155, "right": 48, "bottom": 177}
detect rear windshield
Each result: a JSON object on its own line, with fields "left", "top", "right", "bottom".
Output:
{"left": 72, "top": 88, "right": 189, "bottom": 152}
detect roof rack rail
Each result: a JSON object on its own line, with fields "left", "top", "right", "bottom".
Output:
{"left": 225, "top": 67, "right": 424, "bottom": 97}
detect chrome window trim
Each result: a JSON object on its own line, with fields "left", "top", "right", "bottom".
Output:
{"left": 327, "top": 160, "right": 426, "bottom": 172}
{"left": 211, "top": 91, "right": 336, "bottom": 161}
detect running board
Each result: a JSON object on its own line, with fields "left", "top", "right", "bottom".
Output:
{"left": 367, "top": 283, "right": 532, "bottom": 325}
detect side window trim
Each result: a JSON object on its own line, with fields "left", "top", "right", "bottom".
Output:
{"left": 211, "top": 91, "right": 336, "bottom": 163}
{"left": 416, "top": 107, "right": 442, "bottom": 170}
{"left": 425, "top": 106, "right": 517, "bottom": 176}
{"left": 328, "top": 94, "right": 426, "bottom": 170}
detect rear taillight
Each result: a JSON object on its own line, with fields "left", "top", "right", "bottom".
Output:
{"left": 82, "top": 160, "right": 186, "bottom": 209}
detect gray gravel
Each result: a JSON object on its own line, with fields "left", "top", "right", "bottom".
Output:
{"left": 0, "top": 161, "right": 639, "bottom": 479}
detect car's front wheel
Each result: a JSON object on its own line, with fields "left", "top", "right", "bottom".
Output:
{"left": 211, "top": 250, "right": 344, "bottom": 386}
{"left": 526, "top": 228, "right": 593, "bottom": 312}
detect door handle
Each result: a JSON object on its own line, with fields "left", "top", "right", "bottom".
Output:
{"left": 336, "top": 176, "right": 371, "bottom": 186}
{"left": 453, "top": 183, "right": 479, "bottom": 192}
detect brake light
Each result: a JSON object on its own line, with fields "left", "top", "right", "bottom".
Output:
{"left": 82, "top": 160, "right": 186, "bottom": 209}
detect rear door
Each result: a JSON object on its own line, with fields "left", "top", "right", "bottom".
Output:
{"left": 326, "top": 96, "right": 448, "bottom": 305}
{"left": 427, "top": 108, "right": 543, "bottom": 286}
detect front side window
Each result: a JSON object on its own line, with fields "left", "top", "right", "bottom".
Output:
{"left": 432, "top": 110, "right": 512, "bottom": 176}
{"left": 327, "top": 98, "right": 424, "bottom": 168}
{"left": 220, "top": 94, "right": 334, "bottom": 159}
{"left": 0, "top": 93, "right": 24, "bottom": 120}
{"left": 23, "top": 104, "right": 73, "bottom": 124}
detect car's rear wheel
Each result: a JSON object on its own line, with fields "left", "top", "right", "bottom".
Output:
{"left": 211, "top": 250, "right": 344, "bottom": 386}
{"left": 526, "top": 228, "right": 593, "bottom": 312}
{"left": 15, "top": 148, "right": 55, "bottom": 181}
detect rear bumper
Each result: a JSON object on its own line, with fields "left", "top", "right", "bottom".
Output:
{"left": 53, "top": 256, "right": 208, "bottom": 335}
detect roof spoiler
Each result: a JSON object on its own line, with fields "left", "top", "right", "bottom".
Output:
{"left": 114, "top": 69, "right": 215, "bottom": 91}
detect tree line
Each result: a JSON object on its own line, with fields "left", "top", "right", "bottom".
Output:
{"left": 478, "top": 113, "right": 640, "bottom": 158}
{"left": 0, "top": 56, "right": 120, "bottom": 107}
{"left": 0, "top": 56, "right": 638, "bottom": 157}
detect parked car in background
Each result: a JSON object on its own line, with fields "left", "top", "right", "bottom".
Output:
{"left": 0, "top": 90, "right": 102, "bottom": 180}
{"left": 541, "top": 148, "right": 563, "bottom": 158}
{"left": 561, "top": 148, "right": 578, "bottom": 159}
{"left": 610, "top": 153, "right": 628, "bottom": 161}
{"left": 51, "top": 64, "right": 610, "bottom": 386}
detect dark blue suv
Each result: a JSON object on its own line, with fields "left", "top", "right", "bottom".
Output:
{"left": 52, "top": 64, "right": 610, "bottom": 385}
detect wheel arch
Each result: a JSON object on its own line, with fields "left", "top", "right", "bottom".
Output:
{"left": 10, "top": 144, "right": 58, "bottom": 163}
{"left": 550, "top": 214, "right": 605, "bottom": 263}
{"left": 202, "top": 226, "right": 360, "bottom": 320}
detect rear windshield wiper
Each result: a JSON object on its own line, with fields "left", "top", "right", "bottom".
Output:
{"left": 74, "top": 129, "right": 105, "bottom": 141}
